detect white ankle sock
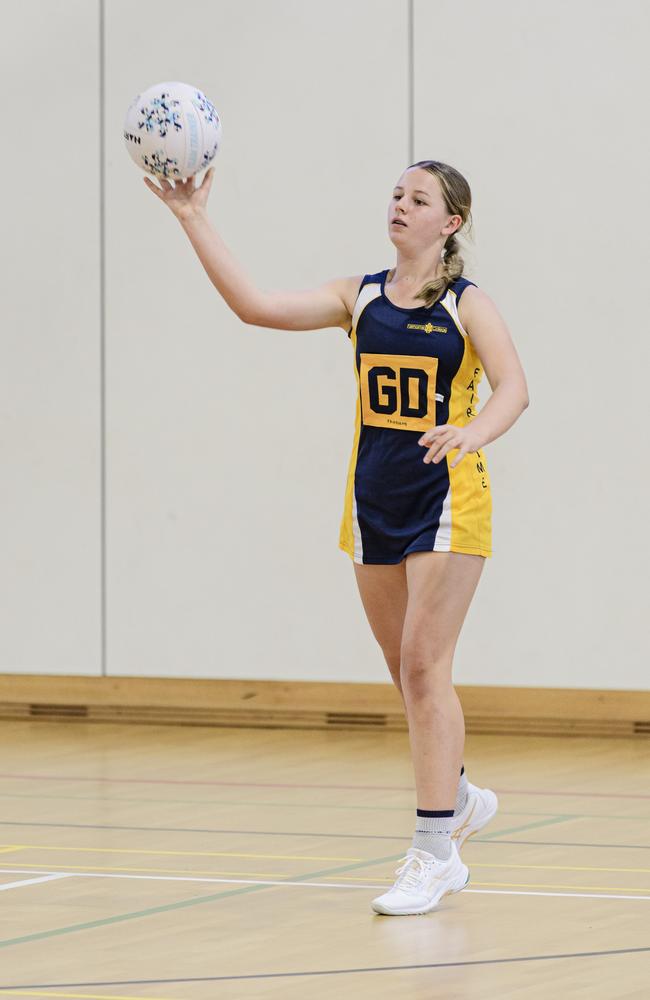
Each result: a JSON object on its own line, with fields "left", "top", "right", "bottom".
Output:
{"left": 412, "top": 809, "right": 454, "bottom": 860}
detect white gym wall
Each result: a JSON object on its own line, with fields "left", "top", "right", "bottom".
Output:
{"left": 0, "top": 0, "right": 647, "bottom": 689}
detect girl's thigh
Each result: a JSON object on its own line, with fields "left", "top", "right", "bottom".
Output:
{"left": 352, "top": 560, "right": 408, "bottom": 661}
{"left": 402, "top": 551, "right": 486, "bottom": 666}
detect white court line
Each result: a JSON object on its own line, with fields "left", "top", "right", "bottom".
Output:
{"left": 1, "top": 868, "right": 649, "bottom": 902}
{"left": 0, "top": 873, "right": 71, "bottom": 892}
{"left": 464, "top": 888, "right": 650, "bottom": 901}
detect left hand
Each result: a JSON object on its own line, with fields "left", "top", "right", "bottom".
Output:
{"left": 418, "top": 424, "right": 482, "bottom": 469}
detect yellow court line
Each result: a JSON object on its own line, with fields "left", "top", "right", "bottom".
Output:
{"left": 471, "top": 862, "right": 650, "bottom": 874}
{"left": 4, "top": 845, "right": 650, "bottom": 876}
{"left": 4, "top": 862, "right": 288, "bottom": 876}
{"left": 2, "top": 864, "right": 649, "bottom": 895}
{"left": 0, "top": 859, "right": 365, "bottom": 880}
{"left": 1, "top": 861, "right": 352, "bottom": 879}
{"left": 0, "top": 844, "right": 356, "bottom": 862}
{"left": 4, "top": 859, "right": 650, "bottom": 885}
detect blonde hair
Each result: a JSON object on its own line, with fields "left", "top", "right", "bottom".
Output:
{"left": 405, "top": 159, "right": 474, "bottom": 308}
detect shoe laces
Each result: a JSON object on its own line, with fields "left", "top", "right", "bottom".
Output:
{"left": 394, "top": 852, "right": 437, "bottom": 891}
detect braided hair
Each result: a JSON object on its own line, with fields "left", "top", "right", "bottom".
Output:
{"left": 405, "top": 159, "right": 474, "bottom": 309}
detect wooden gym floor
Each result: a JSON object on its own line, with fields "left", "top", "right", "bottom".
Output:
{"left": 0, "top": 719, "right": 648, "bottom": 998}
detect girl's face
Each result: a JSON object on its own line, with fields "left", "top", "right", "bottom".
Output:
{"left": 388, "top": 168, "right": 461, "bottom": 249}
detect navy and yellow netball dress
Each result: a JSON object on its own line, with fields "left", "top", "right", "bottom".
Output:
{"left": 338, "top": 268, "right": 492, "bottom": 564}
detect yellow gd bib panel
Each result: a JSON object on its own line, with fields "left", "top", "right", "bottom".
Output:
{"left": 359, "top": 352, "right": 439, "bottom": 432}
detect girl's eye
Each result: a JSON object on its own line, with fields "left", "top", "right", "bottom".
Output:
{"left": 393, "top": 195, "right": 426, "bottom": 206}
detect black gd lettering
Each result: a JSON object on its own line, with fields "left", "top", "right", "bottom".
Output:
{"left": 368, "top": 365, "right": 428, "bottom": 418}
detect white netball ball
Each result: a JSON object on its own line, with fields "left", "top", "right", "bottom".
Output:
{"left": 124, "top": 81, "right": 222, "bottom": 180}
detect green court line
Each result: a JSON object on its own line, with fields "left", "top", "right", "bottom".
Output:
{"left": 0, "top": 792, "right": 648, "bottom": 821}
{"left": 478, "top": 816, "right": 576, "bottom": 839}
{"left": 0, "top": 850, "right": 405, "bottom": 950}
{"left": 0, "top": 816, "right": 581, "bottom": 949}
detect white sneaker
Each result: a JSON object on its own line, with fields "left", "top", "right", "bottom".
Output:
{"left": 371, "top": 841, "right": 469, "bottom": 916}
{"left": 451, "top": 782, "right": 499, "bottom": 850}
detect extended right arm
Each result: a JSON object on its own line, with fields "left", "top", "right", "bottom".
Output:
{"left": 178, "top": 209, "right": 261, "bottom": 322}
{"left": 144, "top": 173, "right": 356, "bottom": 332}
{"left": 179, "top": 211, "right": 362, "bottom": 330}
{"left": 178, "top": 209, "right": 356, "bottom": 332}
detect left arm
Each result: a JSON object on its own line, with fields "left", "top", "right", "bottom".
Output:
{"left": 458, "top": 285, "right": 530, "bottom": 449}
{"left": 418, "top": 285, "right": 530, "bottom": 466}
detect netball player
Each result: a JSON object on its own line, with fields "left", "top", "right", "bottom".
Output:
{"left": 144, "top": 159, "right": 530, "bottom": 916}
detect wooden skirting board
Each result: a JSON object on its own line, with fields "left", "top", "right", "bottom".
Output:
{"left": 0, "top": 674, "right": 648, "bottom": 738}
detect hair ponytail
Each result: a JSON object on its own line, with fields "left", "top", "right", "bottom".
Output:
{"left": 405, "top": 160, "right": 473, "bottom": 309}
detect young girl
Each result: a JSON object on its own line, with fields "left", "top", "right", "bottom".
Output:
{"left": 144, "top": 159, "right": 530, "bottom": 916}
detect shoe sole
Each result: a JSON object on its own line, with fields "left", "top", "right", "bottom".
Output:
{"left": 371, "top": 869, "right": 470, "bottom": 916}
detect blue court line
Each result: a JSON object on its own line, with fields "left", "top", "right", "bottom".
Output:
{"left": 2, "top": 945, "right": 650, "bottom": 989}
{"left": 0, "top": 791, "right": 647, "bottom": 822}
